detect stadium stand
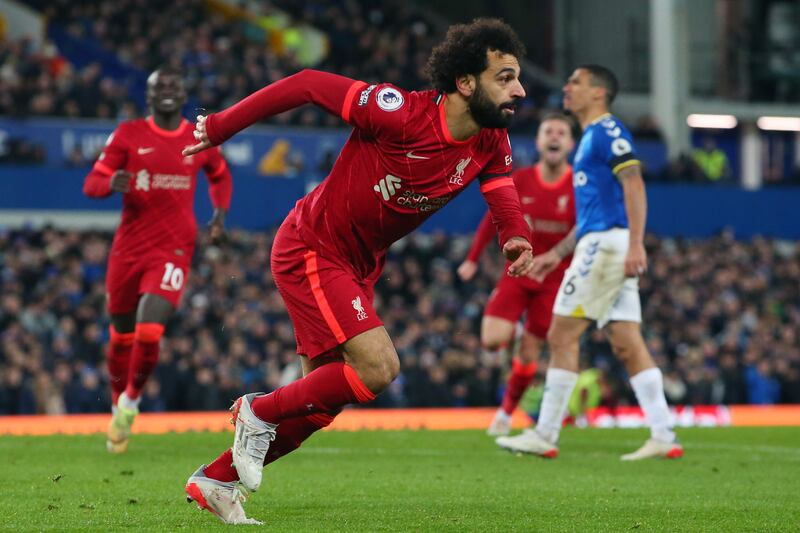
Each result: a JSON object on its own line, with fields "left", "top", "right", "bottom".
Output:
{"left": 1, "top": 227, "right": 798, "bottom": 414}
{"left": 0, "top": 1, "right": 797, "bottom": 415}
{"left": 10, "top": 0, "right": 547, "bottom": 131}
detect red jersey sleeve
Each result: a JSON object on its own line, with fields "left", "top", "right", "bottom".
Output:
{"left": 83, "top": 127, "right": 129, "bottom": 198}
{"left": 465, "top": 212, "right": 497, "bottom": 262}
{"left": 203, "top": 146, "right": 232, "bottom": 210}
{"left": 205, "top": 69, "right": 362, "bottom": 146}
{"left": 478, "top": 134, "right": 529, "bottom": 247}
{"left": 340, "top": 83, "right": 412, "bottom": 139}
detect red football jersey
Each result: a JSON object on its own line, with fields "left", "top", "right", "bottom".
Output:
{"left": 293, "top": 85, "right": 520, "bottom": 279}
{"left": 83, "top": 117, "right": 232, "bottom": 258}
{"left": 205, "top": 71, "right": 529, "bottom": 279}
{"left": 467, "top": 164, "right": 575, "bottom": 284}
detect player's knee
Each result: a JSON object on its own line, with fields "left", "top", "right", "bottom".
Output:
{"left": 376, "top": 346, "right": 401, "bottom": 389}
{"left": 134, "top": 322, "right": 165, "bottom": 343}
{"left": 608, "top": 326, "right": 645, "bottom": 363}
{"left": 612, "top": 338, "right": 648, "bottom": 365}
{"left": 481, "top": 337, "right": 508, "bottom": 352}
{"left": 359, "top": 346, "right": 399, "bottom": 392}
{"left": 610, "top": 341, "right": 632, "bottom": 362}
{"left": 546, "top": 327, "right": 569, "bottom": 351}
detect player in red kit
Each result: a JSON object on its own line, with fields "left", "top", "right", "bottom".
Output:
{"left": 181, "top": 19, "right": 534, "bottom": 525}
{"left": 457, "top": 113, "right": 576, "bottom": 437}
{"left": 83, "top": 67, "right": 232, "bottom": 454}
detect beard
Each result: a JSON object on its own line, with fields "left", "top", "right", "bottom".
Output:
{"left": 468, "top": 83, "right": 516, "bottom": 129}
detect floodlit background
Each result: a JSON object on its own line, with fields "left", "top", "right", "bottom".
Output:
{"left": 0, "top": 0, "right": 797, "bottom": 419}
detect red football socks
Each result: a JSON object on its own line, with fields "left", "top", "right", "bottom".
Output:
{"left": 204, "top": 362, "right": 373, "bottom": 483}
{"left": 203, "top": 449, "right": 238, "bottom": 482}
{"left": 108, "top": 326, "right": 135, "bottom": 405}
{"left": 125, "top": 322, "right": 164, "bottom": 400}
{"left": 264, "top": 411, "right": 337, "bottom": 465}
{"left": 250, "top": 362, "right": 375, "bottom": 423}
{"left": 203, "top": 412, "right": 339, "bottom": 482}
{"left": 501, "top": 358, "right": 537, "bottom": 415}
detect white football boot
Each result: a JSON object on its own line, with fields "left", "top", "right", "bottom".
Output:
{"left": 185, "top": 465, "right": 262, "bottom": 525}
{"left": 230, "top": 393, "right": 278, "bottom": 491}
{"left": 621, "top": 438, "right": 684, "bottom": 461}
{"left": 106, "top": 392, "right": 139, "bottom": 454}
{"left": 496, "top": 429, "right": 559, "bottom": 458}
{"left": 486, "top": 409, "right": 513, "bottom": 437}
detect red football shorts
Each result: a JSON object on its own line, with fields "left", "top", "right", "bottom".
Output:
{"left": 106, "top": 250, "right": 191, "bottom": 314}
{"left": 484, "top": 273, "right": 560, "bottom": 339}
{"left": 271, "top": 212, "right": 384, "bottom": 359}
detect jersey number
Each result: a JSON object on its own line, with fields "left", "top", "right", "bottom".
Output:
{"left": 562, "top": 275, "right": 577, "bottom": 296}
{"left": 160, "top": 262, "right": 185, "bottom": 291}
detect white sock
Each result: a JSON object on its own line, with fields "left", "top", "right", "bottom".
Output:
{"left": 118, "top": 392, "right": 141, "bottom": 411}
{"left": 535, "top": 368, "right": 578, "bottom": 444}
{"left": 630, "top": 367, "right": 675, "bottom": 443}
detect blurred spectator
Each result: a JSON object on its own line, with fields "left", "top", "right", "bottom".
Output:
{"left": 632, "top": 115, "right": 663, "bottom": 141}
{"left": 745, "top": 358, "right": 781, "bottom": 404}
{"left": 1, "top": 226, "right": 798, "bottom": 414}
{"left": 139, "top": 379, "right": 166, "bottom": 412}
{"left": 64, "top": 146, "right": 88, "bottom": 168}
{"left": 9, "top": 0, "right": 554, "bottom": 132}
{"left": 658, "top": 151, "right": 704, "bottom": 183}
{"left": 0, "top": 137, "right": 46, "bottom": 164}
{"left": 692, "top": 137, "right": 731, "bottom": 183}
{"left": 0, "top": 365, "right": 36, "bottom": 414}
{"left": 0, "top": 35, "right": 131, "bottom": 124}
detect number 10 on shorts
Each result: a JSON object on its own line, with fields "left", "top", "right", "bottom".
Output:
{"left": 160, "top": 262, "right": 185, "bottom": 291}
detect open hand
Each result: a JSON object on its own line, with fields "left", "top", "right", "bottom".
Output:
{"left": 528, "top": 249, "right": 561, "bottom": 282}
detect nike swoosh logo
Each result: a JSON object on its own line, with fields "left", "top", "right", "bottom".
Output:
{"left": 137, "top": 147, "right": 154, "bottom": 155}
{"left": 406, "top": 151, "right": 429, "bottom": 160}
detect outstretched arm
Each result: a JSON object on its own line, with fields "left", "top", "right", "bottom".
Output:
{"left": 184, "top": 70, "right": 360, "bottom": 155}
{"left": 204, "top": 148, "right": 233, "bottom": 244}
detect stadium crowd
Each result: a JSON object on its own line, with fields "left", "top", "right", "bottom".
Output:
{"left": 5, "top": 1, "right": 800, "bottom": 184}
{"left": 8, "top": 0, "right": 545, "bottom": 132}
{"left": 1, "top": 226, "right": 798, "bottom": 415}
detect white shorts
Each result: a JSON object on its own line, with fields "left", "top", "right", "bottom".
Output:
{"left": 552, "top": 228, "right": 641, "bottom": 328}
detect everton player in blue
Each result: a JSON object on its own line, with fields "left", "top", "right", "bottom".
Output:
{"left": 497, "top": 65, "right": 683, "bottom": 461}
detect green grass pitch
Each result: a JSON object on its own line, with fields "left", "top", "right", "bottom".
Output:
{"left": 2, "top": 427, "right": 799, "bottom": 531}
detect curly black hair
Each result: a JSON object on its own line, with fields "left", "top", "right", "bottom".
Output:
{"left": 425, "top": 18, "right": 526, "bottom": 93}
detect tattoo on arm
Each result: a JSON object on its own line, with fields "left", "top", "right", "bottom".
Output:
{"left": 616, "top": 163, "right": 646, "bottom": 244}
{"left": 553, "top": 227, "right": 577, "bottom": 259}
